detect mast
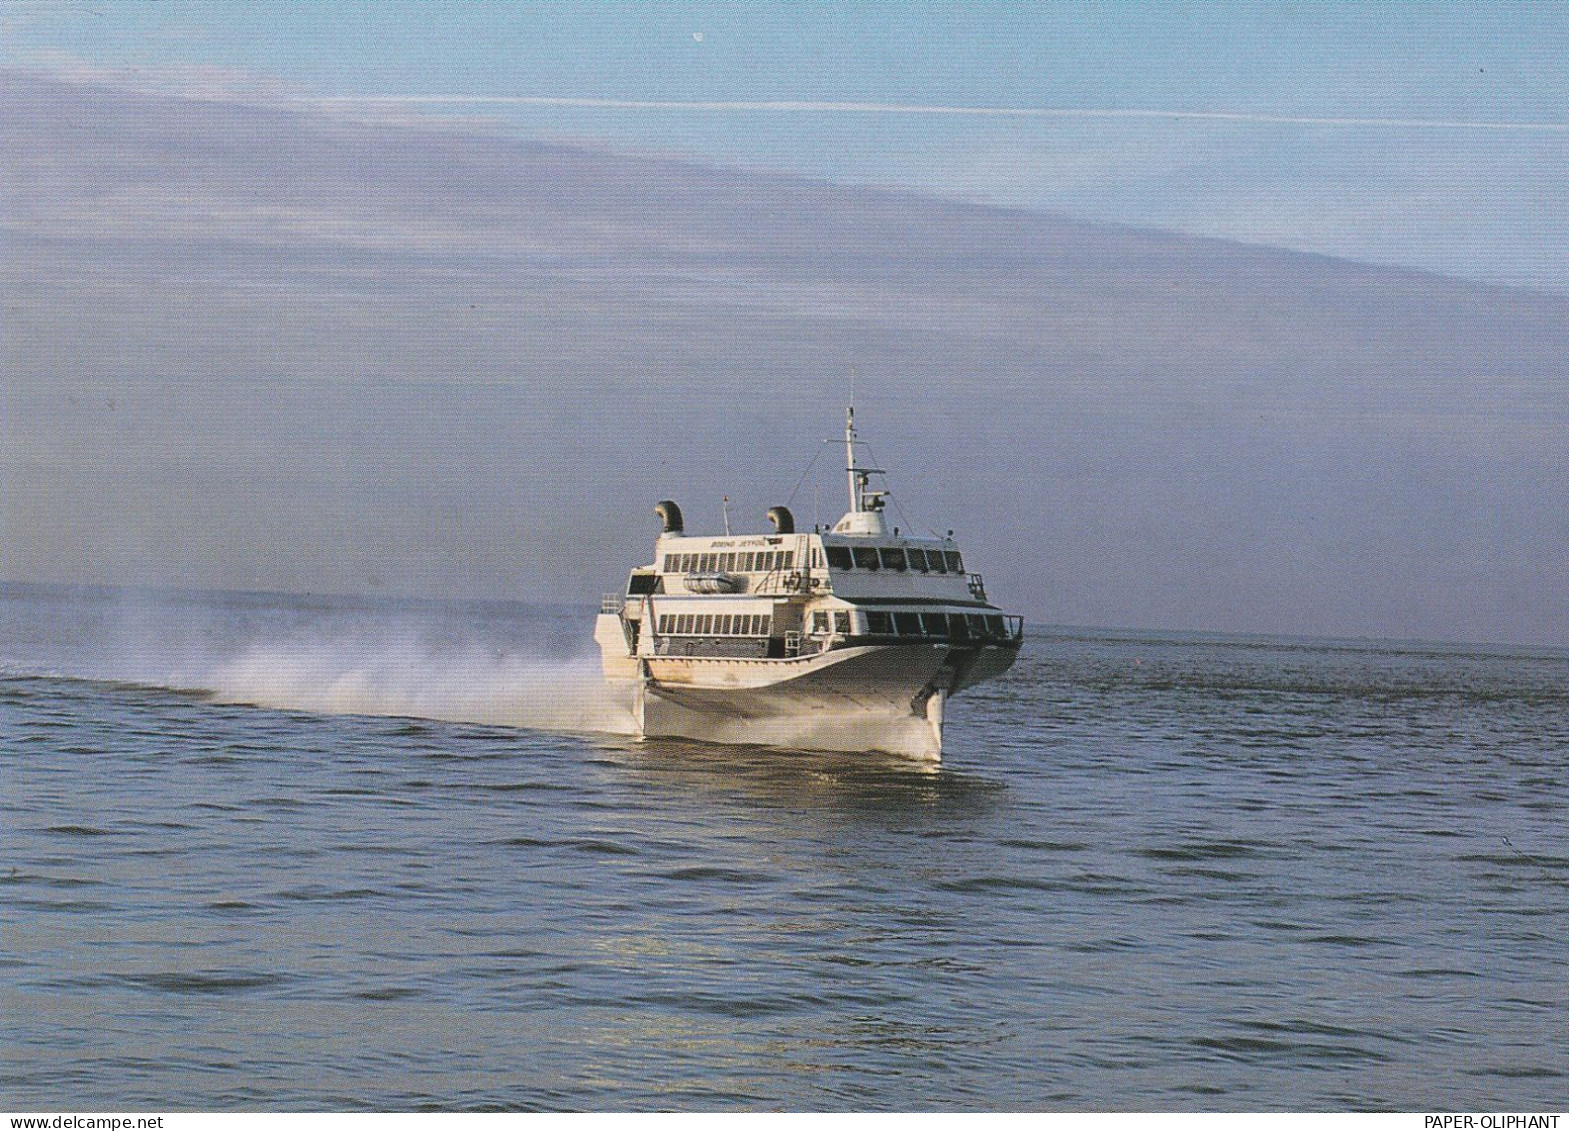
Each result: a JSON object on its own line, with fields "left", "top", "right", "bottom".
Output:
{"left": 845, "top": 405, "right": 859, "bottom": 513}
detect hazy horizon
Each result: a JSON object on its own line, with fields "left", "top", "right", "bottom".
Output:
{"left": 3, "top": 56, "right": 1567, "bottom": 647}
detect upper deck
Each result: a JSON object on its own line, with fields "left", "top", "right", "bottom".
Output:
{"left": 630, "top": 529, "right": 990, "bottom": 606}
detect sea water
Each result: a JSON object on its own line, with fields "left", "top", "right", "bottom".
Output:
{"left": 1, "top": 583, "right": 1565, "bottom": 1110}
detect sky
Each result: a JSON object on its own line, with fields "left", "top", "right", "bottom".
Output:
{"left": 5, "top": 0, "right": 1567, "bottom": 291}
{"left": 2, "top": 2, "right": 1567, "bottom": 646}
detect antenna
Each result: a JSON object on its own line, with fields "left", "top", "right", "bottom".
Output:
{"left": 722, "top": 494, "right": 731, "bottom": 536}
{"left": 845, "top": 402, "right": 859, "bottom": 512}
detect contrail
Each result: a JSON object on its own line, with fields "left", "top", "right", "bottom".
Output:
{"left": 322, "top": 94, "right": 1569, "bottom": 132}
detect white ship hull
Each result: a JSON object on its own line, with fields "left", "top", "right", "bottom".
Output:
{"left": 596, "top": 407, "right": 1022, "bottom": 763}
{"left": 596, "top": 613, "right": 1018, "bottom": 760}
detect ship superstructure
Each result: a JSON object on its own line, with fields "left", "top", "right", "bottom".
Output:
{"left": 595, "top": 409, "right": 1023, "bottom": 759}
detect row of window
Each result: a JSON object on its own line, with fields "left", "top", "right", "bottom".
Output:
{"left": 663, "top": 550, "right": 796, "bottom": 575}
{"left": 862, "top": 610, "right": 1006, "bottom": 640}
{"left": 657, "top": 612, "right": 772, "bottom": 637}
{"left": 655, "top": 608, "right": 1011, "bottom": 642}
{"left": 824, "top": 546, "right": 963, "bottom": 575}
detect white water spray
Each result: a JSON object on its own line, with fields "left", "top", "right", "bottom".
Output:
{"left": 200, "top": 637, "right": 638, "bottom": 735}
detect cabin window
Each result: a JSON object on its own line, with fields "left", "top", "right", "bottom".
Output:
{"left": 757, "top": 615, "right": 771, "bottom": 636}
{"left": 780, "top": 551, "right": 794, "bottom": 569}
{"left": 894, "top": 612, "right": 922, "bottom": 636}
{"left": 968, "top": 614, "right": 987, "bottom": 637}
{"left": 930, "top": 552, "right": 947, "bottom": 574}
{"left": 853, "top": 547, "right": 880, "bottom": 570}
{"left": 922, "top": 612, "right": 948, "bottom": 636}
{"left": 812, "top": 612, "right": 830, "bottom": 634}
{"left": 945, "top": 551, "right": 964, "bottom": 573}
{"left": 865, "top": 611, "right": 893, "bottom": 634}
{"left": 986, "top": 615, "right": 1005, "bottom": 637}
{"left": 678, "top": 614, "right": 693, "bottom": 634}
{"left": 907, "top": 549, "right": 929, "bottom": 572}
{"left": 950, "top": 615, "right": 970, "bottom": 641}
{"left": 724, "top": 553, "right": 737, "bottom": 571}
{"left": 825, "top": 546, "right": 853, "bottom": 570}
{"left": 879, "top": 548, "right": 907, "bottom": 572}
{"left": 833, "top": 612, "right": 851, "bottom": 635}
{"left": 628, "top": 572, "right": 657, "bottom": 595}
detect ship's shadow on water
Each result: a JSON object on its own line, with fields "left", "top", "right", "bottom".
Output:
{"left": 585, "top": 734, "right": 1008, "bottom": 817}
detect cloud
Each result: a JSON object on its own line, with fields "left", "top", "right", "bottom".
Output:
{"left": 323, "top": 93, "right": 1569, "bottom": 134}
{"left": 4, "top": 72, "right": 1568, "bottom": 645}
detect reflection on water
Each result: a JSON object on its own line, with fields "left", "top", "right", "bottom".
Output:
{"left": 594, "top": 734, "right": 1005, "bottom": 816}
